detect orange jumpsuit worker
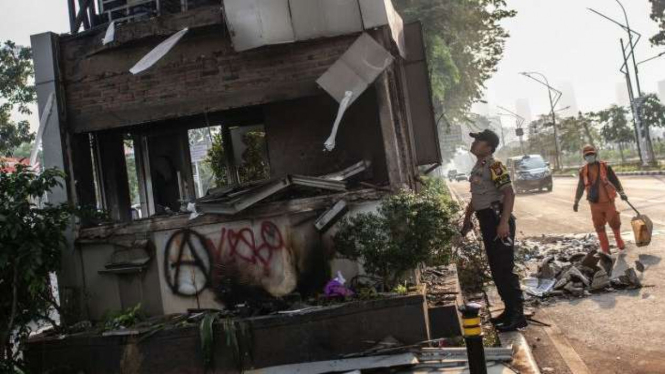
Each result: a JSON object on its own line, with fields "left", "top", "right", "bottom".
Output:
{"left": 573, "top": 145, "right": 628, "bottom": 254}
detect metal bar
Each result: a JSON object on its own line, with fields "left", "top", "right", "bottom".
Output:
{"left": 77, "top": 0, "right": 92, "bottom": 29}
{"left": 68, "top": 0, "right": 77, "bottom": 33}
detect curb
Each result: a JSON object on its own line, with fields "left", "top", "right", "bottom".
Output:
{"left": 554, "top": 170, "right": 665, "bottom": 178}
{"left": 499, "top": 331, "right": 542, "bottom": 374}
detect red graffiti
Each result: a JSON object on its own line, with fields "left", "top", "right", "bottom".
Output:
{"left": 214, "top": 221, "right": 285, "bottom": 274}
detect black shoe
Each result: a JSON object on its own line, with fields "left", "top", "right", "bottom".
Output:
{"left": 495, "top": 314, "right": 528, "bottom": 332}
{"left": 490, "top": 309, "right": 511, "bottom": 325}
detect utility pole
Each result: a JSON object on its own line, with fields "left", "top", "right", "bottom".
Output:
{"left": 520, "top": 72, "right": 563, "bottom": 170}
{"left": 589, "top": 3, "right": 655, "bottom": 165}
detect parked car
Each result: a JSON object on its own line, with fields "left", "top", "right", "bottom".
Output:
{"left": 507, "top": 155, "right": 553, "bottom": 193}
{"left": 447, "top": 169, "right": 458, "bottom": 182}
{"left": 455, "top": 172, "right": 468, "bottom": 182}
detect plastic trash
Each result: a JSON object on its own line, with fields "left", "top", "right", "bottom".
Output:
{"left": 324, "top": 271, "right": 354, "bottom": 297}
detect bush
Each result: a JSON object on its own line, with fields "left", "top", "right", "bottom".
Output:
{"left": 334, "top": 181, "right": 458, "bottom": 290}
{"left": 0, "top": 165, "right": 71, "bottom": 370}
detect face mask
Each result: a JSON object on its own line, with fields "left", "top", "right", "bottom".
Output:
{"left": 584, "top": 154, "right": 597, "bottom": 164}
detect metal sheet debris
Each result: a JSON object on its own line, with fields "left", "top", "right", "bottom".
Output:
{"left": 195, "top": 175, "right": 348, "bottom": 215}
{"left": 320, "top": 160, "right": 371, "bottom": 181}
{"left": 102, "top": 21, "right": 116, "bottom": 45}
{"left": 358, "top": 0, "right": 406, "bottom": 57}
{"left": 30, "top": 92, "right": 55, "bottom": 167}
{"left": 245, "top": 353, "right": 418, "bottom": 374}
{"left": 315, "top": 200, "right": 348, "bottom": 232}
{"left": 129, "top": 28, "right": 189, "bottom": 75}
{"left": 223, "top": 0, "right": 403, "bottom": 52}
{"left": 317, "top": 33, "right": 394, "bottom": 105}
{"left": 324, "top": 91, "right": 353, "bottom": 151}
{"left": 223, "top": 0, "right": 295, "bottom": 51}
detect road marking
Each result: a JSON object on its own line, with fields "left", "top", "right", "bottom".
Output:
{"left": 538, "top": 310, "right": 592, "bottom": 374}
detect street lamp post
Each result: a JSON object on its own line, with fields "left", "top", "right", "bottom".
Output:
{"left": 497, "top": 106, "right": 526, "bottom": 155}
{"left": 520, "top": 72, "right": 563, "bottom": 170}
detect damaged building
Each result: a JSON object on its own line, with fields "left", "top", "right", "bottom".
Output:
{"left": 32, "top": 0, "right": 441, "bottom": 321}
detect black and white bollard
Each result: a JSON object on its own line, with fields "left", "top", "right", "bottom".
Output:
{"left": 459, "top": 303, "right": 487, "bottom": 374}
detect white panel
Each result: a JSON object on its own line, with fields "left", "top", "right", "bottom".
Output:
{"left": 224, "top": 0, "right": 263, "bottom": 51}
{"left": 317, "top": 33, "right": 393, "bottom": 105}
{"left": 224, "top": 0, "right": 295, "bottom": 51}
{"left": 358, "top": 0, "right": 389, "bottom": 28}
{"left": 289, "top": 0, "right": 326, "bottom": 40}
{"left": 321, "top": 0, "right": 364, "bottom": 36}
{"left": 258, "top": 0, "right": 295, "bottom": 45}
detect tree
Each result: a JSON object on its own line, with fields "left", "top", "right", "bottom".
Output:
{"left": 639, "top": 93, "right": 665, "bottom": 129}
{"left": 394, "top": 0, "right": 516, "bottom": 122}
{"left": 558, "top": 115, "right": 589, "bottom": 154}
{"left": 650, "top": 0, "right": 665, "bottom": 46}
{"left": 0, "top": 41, "right": 36, "bottom": 157}
{"left": 526, "top": 115, "right": 556, "bottom": 159}
{"left": 593, "top": 105, "right": 634, "bottom": 164}
{"left": 0, "top": 165, "right": 71, "bottom": 370}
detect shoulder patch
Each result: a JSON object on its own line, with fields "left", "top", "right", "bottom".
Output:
{"left": 490, "top": 161, "right": 511, "bottom": 189}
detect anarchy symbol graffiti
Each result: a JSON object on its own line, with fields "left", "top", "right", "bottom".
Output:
{"left": 164, "top": 229, "right": 212, "bottom": 296}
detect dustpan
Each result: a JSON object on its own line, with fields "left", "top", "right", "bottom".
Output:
{"left": 626, "top": 200, "right": 653, "bottom": 247}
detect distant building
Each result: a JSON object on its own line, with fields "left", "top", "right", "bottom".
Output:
{"left": 558, "top": 81, "right": 579, "bottom": 117}
{"left": 616, "top": 82, "right": 630, "bottom": 107}
{"left": 658, "top": 80, "right": 665, "bottom": 103}
{"left": 516, "top": 98, "right": 533, "bottom": 125}
{"left": 440, "top": 123, "right": 463, "bottom": 163}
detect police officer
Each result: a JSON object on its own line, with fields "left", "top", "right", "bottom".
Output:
{"left": 461, "top": 129, "right": 526, "bottom": 332}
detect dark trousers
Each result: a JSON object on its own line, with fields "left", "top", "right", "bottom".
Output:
{"left": 476, "top": 208, "right": 523, "bottom": 311}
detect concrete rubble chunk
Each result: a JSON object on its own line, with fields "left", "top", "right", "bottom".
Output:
{"left": 564, "top": 282, "right": 585, "bottom": 297}
{"left": 597, "top": 252, "right": 614, "bottom": 277}
{"left": 590, "top": 269, "right": 610, "bottom": 291}
{"left": 624, "top": 268, "right": 642, "bottom": 288}
{"left": 580, "top": 249, "right": 600, "bottom": 269}
{"left": 567, "top": 266, "right": 590, "bottom": 287}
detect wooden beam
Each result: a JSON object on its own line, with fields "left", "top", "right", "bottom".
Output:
{"left": 375, "top": 72, "right": 404, "bottom": 189}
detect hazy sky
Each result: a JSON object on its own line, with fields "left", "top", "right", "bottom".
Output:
{"left": 1, "top": 0, "right": 664, "bottom": 129}
{"left": 482, "top": 0, "right": 665, "bottom": 119}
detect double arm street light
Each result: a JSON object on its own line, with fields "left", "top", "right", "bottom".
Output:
{"left": 519, "top": 72, "right": 563, "bottom": 170}
{"left": 589, "top": 0, "right": 656, "bottom": 165}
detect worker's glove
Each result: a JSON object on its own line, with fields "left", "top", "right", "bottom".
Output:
{"left": 620, "top": 192, "right": 628, "bottom": 201}
{"left": 573, "top": 202, "right": 579, "bottom": 212}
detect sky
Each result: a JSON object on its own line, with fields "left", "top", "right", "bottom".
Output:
{"left": 479, "top": 0, "right": 665, "bottom": 121}
{"left": 1, "top": 0, "right": 664, "bottom": 130}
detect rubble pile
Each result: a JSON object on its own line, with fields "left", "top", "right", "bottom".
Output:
{"left": 422, "top": 266, "right": 459, "bottom": 306}
{"left": 518, "top": 234, "right": 643, "bottom": 300}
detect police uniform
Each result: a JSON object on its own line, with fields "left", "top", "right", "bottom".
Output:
{"left": 470, "top": 155, "right": 524, "bottom": 321}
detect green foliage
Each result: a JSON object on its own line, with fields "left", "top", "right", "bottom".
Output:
{"left": 205, "top": 132, "right": 229, "bottom": 187}
{"left": 593, "top": 105, "right": 634, "bottom": 145}
{"left": 205, "top": 130, "right": 270, "bottom": 187}
{"left": 334, "top": 182, "right": 458, "bottom": 290}
{"left": 103, "top": 303, "right": 144, "bottom": 331}
{"left": 650, "top": 0, "right": 665, "bottom": 46}
{"left": 0, "top": 41, "right": 36, "bottom": 157}
{"left": 0, "top": 165, "right": 71, "bottom": 366}
{"left": 639, "top": 93, "right": 665, "bottom": 129}
{"left": 395, "top": 0, "right": 516, "bottom": 121}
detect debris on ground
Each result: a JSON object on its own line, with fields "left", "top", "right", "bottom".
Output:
{"left": 517, "top": 234, "right": 644, "bottom": 303}
{"left": 422, "top": 265, "right": 459, "bottom": 307}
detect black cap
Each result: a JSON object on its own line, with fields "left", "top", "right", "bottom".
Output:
{"left": 470, "top": 129, "right": 500, "bottom": 150}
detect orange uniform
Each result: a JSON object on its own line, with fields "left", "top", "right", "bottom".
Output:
{"left": 575, "top": 160, "right": 626, "bottom": 253}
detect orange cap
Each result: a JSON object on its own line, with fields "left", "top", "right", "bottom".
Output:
{"left": 582, "top": 144, "right": 596, "bottom": 156}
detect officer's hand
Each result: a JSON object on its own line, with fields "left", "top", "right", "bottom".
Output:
{"left": 620, "top": 192, "right": 628, "bottom": 201}
{"left": 573, "top": 202, "right": 579, "bottom": 212}
{"left": 497, "top": 221, "right": 510, "bottom": 239}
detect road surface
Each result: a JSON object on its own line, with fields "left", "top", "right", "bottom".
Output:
{"left": 450, "top": 175, "right": 665, "bottom": 374}
{"left": 449, "top": 175, "right": 665, "bottom": 238}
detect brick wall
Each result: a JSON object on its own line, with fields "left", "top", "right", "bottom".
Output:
{"left": 60, "top": 19, "right": 358, "bottom": 133}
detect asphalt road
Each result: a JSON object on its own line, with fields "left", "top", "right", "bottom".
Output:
{"left": 450, "top": 175, "right": 665, "bottom": 374}
{"left": 449, "top": 175, "right": 665, "bottom": 238}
